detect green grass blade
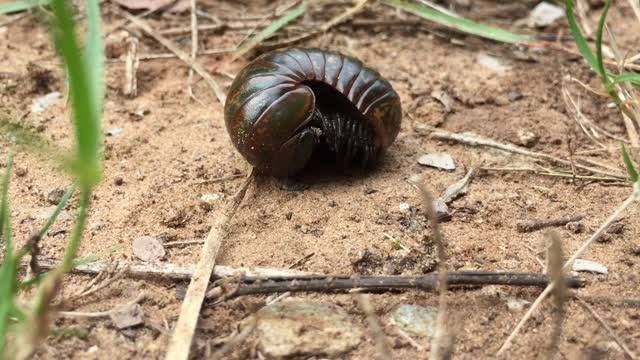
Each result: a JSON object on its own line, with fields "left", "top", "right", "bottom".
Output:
{"left": 595, "top": 0, "right": 613, "bottom": 90}
{"left": 0, "top": 151, "right": 16, "bottom": 355}
{"left": 85, "top": 0, "right": 104, "bottom": 114}
{"left": 622, "top": 145, "right": 639, "bottom": 183}
{"left": 233, "top": 2, "right": 307, "bottom": 57}
{"left": 0, "top": 0, "right": 49, "bottom": 14}
{"left": 50, "top": 0, "right": 101, "bottom": 189}
{"left": 38, "top": 182, "right": 76, "bottom": 238}
{"left": 0, "top": 151, "right": 14, "bottom": 245}
{"left": 566, "top": 0, "right": 600, "bottom": 74}
{"left": 383, "top": 0, "right": 534, "bottom": 44}
{"left": 611, "top": 73, "right": 640, "bottom": 86}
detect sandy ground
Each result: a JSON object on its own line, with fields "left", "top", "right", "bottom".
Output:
{"left": 1, "top": 0, "right": 639, "bottom": 359}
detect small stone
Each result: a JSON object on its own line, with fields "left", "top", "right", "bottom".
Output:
{"left": 417, "top": 153, "right": 456, "bottom": 170}
{"left": 606, "top": 222, "right": 624, "bottom": 235}
{"left": 132, "top": 236, "right": 165, "bottom": 262}
{"left": 432, "top": 199, "right": 452, "bottom": 222}
{"left": 506, "top": 297, "right": 530, "bottom": 312}
{"left": 199, "top": 193, "right": 221, "bottom": 211}
{"left": 110, "top": 303, "right": 144, "bottom": 329}
{"left": 477, "top": 53, "right": 510, "bottom": 73}
{"left": 399, "top": 203, "right": 411, "bottom": 212}
{"left": 364, "top": 188, "right": 378, "bottom": 195}
{"left": 516, "top": 129, "right": 539, "bottom": 148}
{"left": 250, "top": 299, "right": 362, "bottom": 358}
{"left": 565, "top": 221, "right": 584, "bottom": 233}
{"left": 573, "top": 259, "right": 608, "bottom": 274}
{"left": 31, "top": 91, "right": 61, "bottom": 113}
{"left": 46, "top": 187, "right": 66, "bottom": 205}
{"left": 175, "top": 283, "right": 187, "bottom": 300}
{"left": 114, "top": 177, "right": 124, "bottom": 186}
{"left": 508, "top": 90, "right": 523, "bottom": 102}
{"left": 15, "top": 166, "right": 28, "bottom": 177}
{"left": 391, "top": 305, "right": 438, "bottom": 338}
{"left": 526, "top": 2, "right": 565, "bottom": 28}
{"left": 285, "top": 212, "right": 293, "bottom": 220}
{"left": 328, "top": 200, "right": 337, "bottom": 207}
{"left": 106, "top": 128, "right": 124, "bottom": 136}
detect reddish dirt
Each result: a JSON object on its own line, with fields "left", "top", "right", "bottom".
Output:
{"left": 1, "top": 1, "right": 639, "bottom": 359}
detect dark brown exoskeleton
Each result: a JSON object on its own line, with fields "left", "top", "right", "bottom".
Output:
{"left": 224, "top": 47, "right": 402, "bottom": 176}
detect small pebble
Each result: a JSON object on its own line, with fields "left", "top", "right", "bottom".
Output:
{"left": 391, "top": 305, "right": 438, "bottom": 338}
{"left": 508, "top": 90, "right": 523, "bottom": 102}
{"left": 199, "top": 193, "right": 221, "bottom": 211}
{"left": 110, "top": 303, "right": 144, "bottom": 330}
{"left": 106, "top": 128, "right": 124, "bottom": 136}
{"left": 15, "top": 166, "right": 28, "bottom": 177}
{"left": 114, "top": 177, "right": 124, "bottom": 186}
{"left": 31, "top": 91, "right": 61, "bottom": 113}
{"left": 516, "top": 129, "right": 539, "bottom": 148}
{"left": 132, "top": 236, "right": 165, "bottom": 262}
{"left": 573, "top": 259, "right": 608, "bottom": 274}
{"left": 417, "top": 153, "right": 456, "bottom": 170}
{"left": 506, "top": 297, "right": 530, "bottom": 312}
{"left": 46, "top": 187, "right": 66, "bottom": 205}
{"left": 526, "top": 2, "right": 565, "bottom": 28}
{"left": 251, "top": 299, "right": 362, "bottom": 357}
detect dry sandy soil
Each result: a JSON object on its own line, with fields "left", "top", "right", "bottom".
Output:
{"left": 1, "top": 0, "right": 639, "bottom": 359}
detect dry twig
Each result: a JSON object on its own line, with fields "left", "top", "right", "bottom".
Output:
{"left": 36, "top": 257, "right": 316, "bottom": 281}
{"left": 166, "top": 168, "right": 256, "bottom": 360}
{"left": 205, "top": 272, "right": 585, "bottom": 300}
{"left": 516, "top": 215, "right": 584, "bottom": 233}
{"left": 123, "top": 36, "right": 139, "bottom": 97}
{"left": 430, "top": 129, "right": 626, "bottom": 180}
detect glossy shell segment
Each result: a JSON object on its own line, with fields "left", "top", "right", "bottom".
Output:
{"left": 224, "top": 47, "right": 402, "bottom": 173}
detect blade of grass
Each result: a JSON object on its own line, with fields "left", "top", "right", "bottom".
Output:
{"left": 594, "top": 0, "right": 620, "bottom": 102}
{"left": 622, "top": 145, "right": 639, "bottom": 183}
{"left": 230, "top": 2, "right": 307, "bottom": 61}
{"left": 0, "top": 151, "right": 17, "bottom": 356}
{"left": 566, "top": 0, "right": 600, "bottom": 74}
{"left": 38, "top": 182, "right": 76, "bottom": 238}
{"left": 85, "top": 0, "right": 104, "bottom": 113}
{"left": 0, "top": 0, "right": 49, "bottom": 14}
{"left": 566, "top": 0, "right": 640, "bottom": 88}
{"left": 50, "top": 0, "right": 101, "bottom": 189}
{"left": 382, "top": 0, "right": 534, "bottom": 44}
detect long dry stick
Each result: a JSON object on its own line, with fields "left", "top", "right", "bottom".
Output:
{"left": 576, "top": 297, "right": 638, "bottom": 359}
{"left": 413, "top": 177, "right": 452, "bottom": 360}
{"left": 206, "top": 272, "right": 585, "bottom": 300}
{"left": 430, "top": 130, "right": 626, "bottom": 180}
{"left": 111, "top": 6, "right": 226, "bottom": 104}
{"left": 497, "top": 183, "right": 640, "bottom": 355}
{"left": 35, "top": 257, "right": 313, "bottom": 281}
{"left": 166, "top": 169, "right": 255, "bottom": 360}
